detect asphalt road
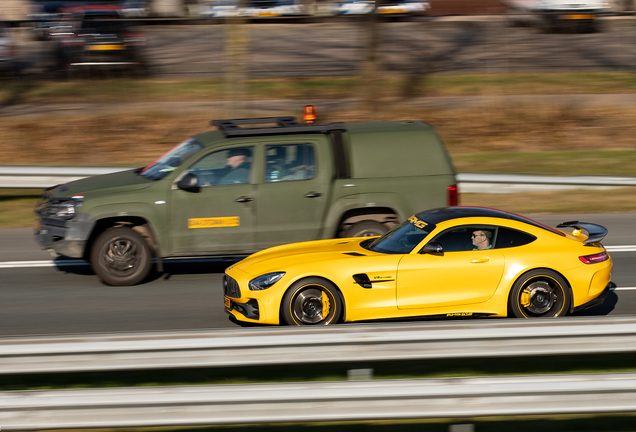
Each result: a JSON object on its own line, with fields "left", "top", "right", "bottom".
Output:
{"left": 0, "top": 212, "right": 634, "bottom": 337}
{"left": 16, "top": 18, "right": 636, "bottom": 78}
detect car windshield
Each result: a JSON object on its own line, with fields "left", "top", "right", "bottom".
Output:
{"left": 361, "top": 215, "right": 435, "bottom": 254}
{"left": 140, "top": 138, "right": 204, "bottom": 181}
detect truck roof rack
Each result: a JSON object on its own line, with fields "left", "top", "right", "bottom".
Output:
{"left": 211, "top": 116, "right": 346, "bottom": 138}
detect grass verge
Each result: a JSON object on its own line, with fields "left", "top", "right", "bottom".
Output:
{"left": 3, "top": 72, "right": 636, "bottom": 105}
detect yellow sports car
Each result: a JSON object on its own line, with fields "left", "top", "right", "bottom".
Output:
{"left": 224, "top": 207, "right": 612, "bottom": 325}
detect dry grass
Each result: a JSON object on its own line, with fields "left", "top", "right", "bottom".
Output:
{"left": 3, "top": 75, "right": 636, "bottom": 227}
{"left": 2, "top": 104, "right": 636, "bottom": 168}
{"left": 461, "top": 188, "right": 636, "bottom": 215}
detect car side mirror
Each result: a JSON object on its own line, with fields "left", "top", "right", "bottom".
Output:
{"left": 421, "top": 241, "right": 443, "bottom": 255}
{"left": 177, "top": 173, "right": 200, "bottom": 192}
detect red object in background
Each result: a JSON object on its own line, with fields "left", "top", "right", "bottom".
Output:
{"left": 447, "top": 184, "right": 459, "bottom": 206}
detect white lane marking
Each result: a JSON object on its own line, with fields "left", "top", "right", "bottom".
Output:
{"left": 612, "top": 287, "right": 636, "bottom": 291}
{"left": 0, "top": 246, "right": 633, "bottom": 269}
{"left": 606, "top": 246, "right": 636, "bottom": 252}
{"left": 0, "top": 260, "right": 89, "bottom": 268}
{"left": 0, "top": 257, "right": 243, "bottom": 269}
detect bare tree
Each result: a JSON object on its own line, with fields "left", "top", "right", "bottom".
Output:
{"left": 362, "top": 0, "right": 383, "bottom": 113}
{"left": 225, "top": 1, "right": 249, "bottom": 117}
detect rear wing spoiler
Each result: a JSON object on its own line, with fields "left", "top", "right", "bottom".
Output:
{"left": 556, "top": 221, "right": 608, "bottom": 244}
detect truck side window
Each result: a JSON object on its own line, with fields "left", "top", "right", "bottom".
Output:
{"left": 187, "top": 147, "right": 253, "bottom": 186}
{"left": 265, "top": 144, "right": 316, "bottom": 182}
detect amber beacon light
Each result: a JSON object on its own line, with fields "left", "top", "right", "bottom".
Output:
{"left": 303, "top": 105, "right": 317, "bottom": 124}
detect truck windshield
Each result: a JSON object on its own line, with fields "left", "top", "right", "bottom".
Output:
{"left": 140, "top": 138, "right": 204, "bottom": 181}
{"left": 361, "top": 215, "right": 434, "bottom": 254}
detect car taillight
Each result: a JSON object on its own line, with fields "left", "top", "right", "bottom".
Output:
{"left": 447, "top": 184, "right": 458, "bottom": 206}
{"left": 124, "top": 34, "right": 146, "bottom": 46}
{"left": 579, "top": 251, "right": 609, "bottom": 264}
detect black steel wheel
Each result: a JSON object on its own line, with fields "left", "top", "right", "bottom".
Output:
{"left": 90, "top": 226, "right": 152, "bottom": 286}
{"left": 509, "top": 269, "right": 570, "bottom": 318}
{"left": 343, "top": 220, "right": 388, "bottom": 238}
{"left": 282, "top": 277, "right": 342, "bottom": 325}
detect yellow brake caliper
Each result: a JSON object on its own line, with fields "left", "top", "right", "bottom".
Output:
{"left": 321, "top": 292, "right": 331, "bottom": 319}
{"left": 520, "top": 289, "right": 531, "bottom": 307}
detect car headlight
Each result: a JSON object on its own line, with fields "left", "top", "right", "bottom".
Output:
{"left": 248, "top": 272, "right": 285, "bottom": 291}
{"left": 53, "top": 201, "right": 81, "bottom": 219}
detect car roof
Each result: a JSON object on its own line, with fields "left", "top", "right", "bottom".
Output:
{"left": 416, "top": 207, "right": 565, "bottom": 236}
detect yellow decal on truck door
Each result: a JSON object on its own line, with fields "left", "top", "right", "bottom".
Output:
{"left": 188, "top": 217, "right": 240, "bottom": 228}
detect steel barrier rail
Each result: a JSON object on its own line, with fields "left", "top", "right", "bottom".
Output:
{"left": 2, "top": 372, "right": 636, "bottom": 429}
{"left": 2, "top": 316, "right": 636, "bottom": 375}
{"left": 2, "top": 166, "right": 636, "bottom": 191}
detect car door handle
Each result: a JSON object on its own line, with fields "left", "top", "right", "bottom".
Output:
{"left": 235, "top": 196, "right": 254, "bottom": 203}
{"left": 470, "top": 258, "right": 491, "bottom": 264}
{"left": 305, "top": 192, "right": 322, "bottom": 198}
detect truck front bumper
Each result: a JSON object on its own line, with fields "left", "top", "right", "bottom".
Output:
{"left": 34, "top": 213, "right": 96, "bottom": 259}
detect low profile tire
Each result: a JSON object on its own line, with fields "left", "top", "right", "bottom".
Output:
{"left": 343, "top": 220, "right": 388, "bottom": 238}
{"left": 282, "top": 277, "right": 343, "bottom": 326}
{"left": 509, "top": 269, "right": 570, "bottom": 318}
{"left": 90, "top": 226, "right": 152, "bottom": 286}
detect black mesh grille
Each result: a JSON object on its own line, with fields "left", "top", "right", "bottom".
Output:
{"left": 223, "top": 274, "right": 241, "bottom": 298}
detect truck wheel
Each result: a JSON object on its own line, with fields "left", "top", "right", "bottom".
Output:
{"left": 282, "top": 277, "right": 342, "bottom": 325}
{"left": 344, "top": 220, "right": 388, "bottom": 238}
{"left": 90, "top": 226, "right": 152, "bottom": 286}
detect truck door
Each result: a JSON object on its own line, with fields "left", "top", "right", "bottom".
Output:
{"left": 169, "top": 146, "right": 256, "bottom": 255}
{"left": 255, "top": 141, "right": 330, "bottom": 249}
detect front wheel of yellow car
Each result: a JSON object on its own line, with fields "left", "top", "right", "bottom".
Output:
{"left": 509, "top": 269, "right": 570, "bottom": 318}
{"left": 282, "top": 278, "right": 342, "bottom": 325}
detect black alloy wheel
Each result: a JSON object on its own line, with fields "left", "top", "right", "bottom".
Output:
{"left": 91, "top": 226, "right": 152, "bottom": 286}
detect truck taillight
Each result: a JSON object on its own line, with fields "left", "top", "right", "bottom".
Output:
{"left": 447, "top": 184, "right": 458, "bottom": 206}
{"left": 579, "top": 251, "right": 609, "bottom": 264}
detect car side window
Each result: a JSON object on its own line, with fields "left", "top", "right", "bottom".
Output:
{"left": 494, "top": 227, "right": 537, "bottom": 249}
{"left": 431, "top": 225, "right": 498, "bottom": 252}
{"left": 264, "top": 144, "right": 316, "bottom": 183}
{"left": 187, "top": 147, "right": 253, "bottom": 186}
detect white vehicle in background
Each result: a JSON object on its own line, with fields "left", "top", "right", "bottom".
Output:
{"left": 241, "top": 0, "right": 304, "bottom": 17}
{"left": 200, "top": 0, "right": 304, "bottom": 17}
{"left": 200, "top": 0, "right": 240, "bottom": 17}
{"left": 505, "top": 0, "right": 610, "bottom": 32}
{"left": 335, "top": 0, "right": 430, "bottom": 15}
{"left": 121, "top": 0, "right": 150, "bottom": 17}
{"left": 0, "top": 20, "right": 18, "bottom": 75}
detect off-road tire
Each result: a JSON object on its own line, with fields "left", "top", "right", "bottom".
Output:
{"left": 90, "top": 226, "right": 152, "bottom": 286}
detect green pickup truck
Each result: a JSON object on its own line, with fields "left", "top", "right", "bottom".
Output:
{"left": 34, "top": 116, "right": 458, "bottom": 286}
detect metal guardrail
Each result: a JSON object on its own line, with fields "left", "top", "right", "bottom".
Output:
{"left": 2, "top": 316, "right": 636, "bottom": 375}
{"left": 2, "top": 317, "right": 636, "bottom": 428}
{"left": 2, "top": 165, "right": 636, "bottom": 191}
{"left": 2, "top": 372, "right": 636, "bottom": 429}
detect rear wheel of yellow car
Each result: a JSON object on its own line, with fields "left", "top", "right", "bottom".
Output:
{"left": 282, "top": 278, "right": 342, "bottom": 325}
{"left": 509, "top": 269, "right": 570, "bottom": 318}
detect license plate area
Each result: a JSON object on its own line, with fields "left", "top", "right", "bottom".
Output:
{"left": 224, "top": 296, "right": 232, "bottom": 310}
{"left": 88, "top": 44, "right": 125, "bottom": 51}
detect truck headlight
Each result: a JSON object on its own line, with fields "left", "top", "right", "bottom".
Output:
{"left": 248, "top": 272, "right": 285, "bottom": 291}
{"left": 54, "top": 201, "right": 80, "bottom": 219}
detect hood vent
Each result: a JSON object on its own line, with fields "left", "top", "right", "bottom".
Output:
{"left": 343, "top": 252, "right": 366, "bottom": 257}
